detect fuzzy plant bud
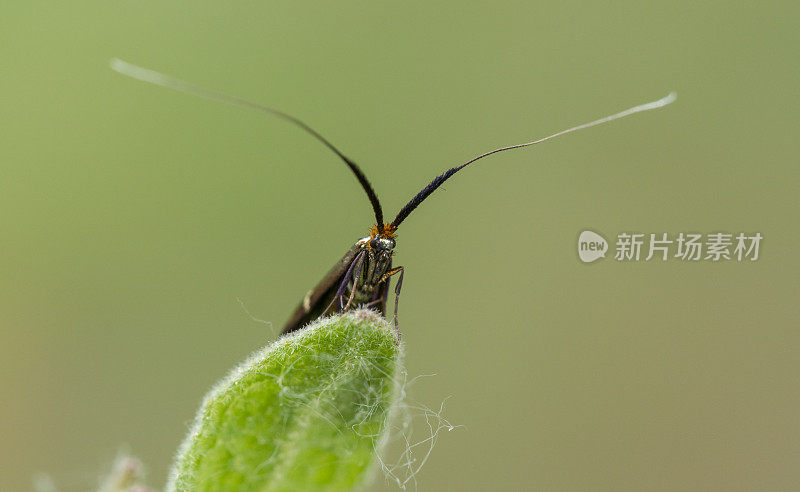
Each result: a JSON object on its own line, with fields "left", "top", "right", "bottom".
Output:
{"left": 167, "top": 309, "right": 402, "bottom": 492}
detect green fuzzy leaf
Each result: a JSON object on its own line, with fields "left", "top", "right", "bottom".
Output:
{"left": 167, "top": 309, "right": 402, "bottom": 492}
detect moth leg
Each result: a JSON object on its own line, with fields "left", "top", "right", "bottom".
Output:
{"left": 323, "top": 250, "right": 365, "bottom": 317}
{"left": 379, "top": 266, "right": 403, "bottom": 284}
{"left": 380, "top": 266, "right": 404, "bottom": 335}
{"left": 364, "top": 298, "right": 382, "bottom": 308}
{"left": 346, "top": 252, "right": 364, "bottom": 311}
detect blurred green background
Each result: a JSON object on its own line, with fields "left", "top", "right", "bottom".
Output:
{"left": 2, "top": 1, "right": 798, "bottom": 491}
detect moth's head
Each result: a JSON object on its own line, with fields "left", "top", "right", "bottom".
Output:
{"left": 368, "top": 223, "right": 397, "bottom": 251}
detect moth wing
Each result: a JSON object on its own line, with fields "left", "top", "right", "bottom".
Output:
{"left": 281, "top": 242, "right": 362, "bottom": 335}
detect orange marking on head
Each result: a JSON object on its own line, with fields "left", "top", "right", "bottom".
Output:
{"left": 369, "top": 223, "right": 397, "bottom": 239}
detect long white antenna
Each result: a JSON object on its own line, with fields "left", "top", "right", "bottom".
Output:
{"left": 391, "top": 91, "right": 677, "bottom": 227}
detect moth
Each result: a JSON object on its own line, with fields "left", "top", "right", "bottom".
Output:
{"left": 111, "top": 59, "right": 675, "bottom": 336}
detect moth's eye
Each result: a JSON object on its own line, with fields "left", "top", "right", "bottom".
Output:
{"left": 371, "top": 237, "right": 396, "bottom": 251}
